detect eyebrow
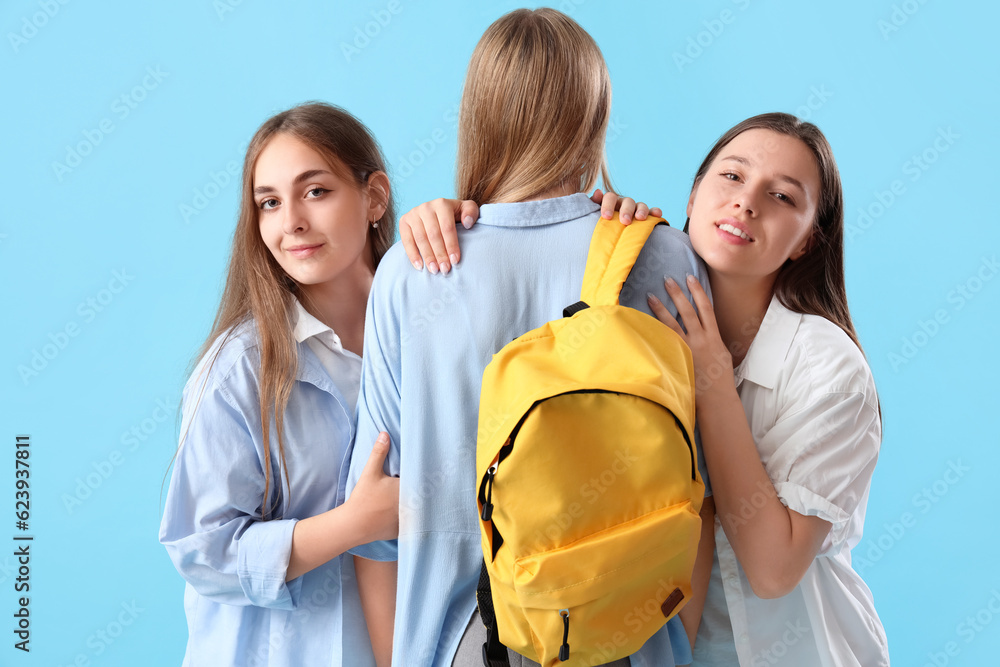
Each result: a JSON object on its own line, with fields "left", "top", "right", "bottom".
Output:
{"left": 253, "top": 169, "right": 334, "bottom": 196}
{"left": 719, "top": 154, "right": 806, "bottom": 192}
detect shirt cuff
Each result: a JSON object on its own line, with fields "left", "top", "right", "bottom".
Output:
{"left": 773, "top": 481, "right": 851, "bottom": 546}
{"left": 349, "top": 538, "right": 399, "bottom": 562}
{"left": 236, "top": 517, "right": 302, "bottom": 609}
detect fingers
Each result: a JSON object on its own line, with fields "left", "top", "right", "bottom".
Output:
{"left": 646, "top": 293, "right": 686, "bottom": 340}
{"left": 664, "top": 275, "right": 703, "bottom": 332}
{"left": 590, "top": 188, "right": 604, "bottom": 205}
{"left": 600, "top": 191, "right": 619, "bottom": 220}
{"left": 619, "top": 197, "right": 637, "bottom": 225}
{"left": 399, "top": 216, "right": 422, "bottom": 271}
{"left": 634, "top": 201, "right": 650, "bottom": 221}
{"left": 649, "top": 207, "right": 663, "bottom": 218}
{"left": 400, "top": 208, "right": 436, "bottom": 273}
{"left": 458, "top": 200, "right": 479, "bottom": 230}
{"left": 686, "top": 275, "right": 718, "bottom": 331}
{"left": 422, "top": 200, "right": 455, "bottom": 274}
{"left": 361, "top": 432, "right": 391, "bottom": 479}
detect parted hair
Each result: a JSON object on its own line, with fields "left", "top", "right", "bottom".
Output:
{"left": 188, "top": 102, "right": 394, "bottom": 519}
{"left": 457, "top": 8, "right": 614, "bottom": 204}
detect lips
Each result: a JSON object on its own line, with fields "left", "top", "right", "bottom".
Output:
{"left": 286, "top": 243, "right": 323, "bottom": 258}
{"left": 715, "top": 218, "right": 755, "bottom": 243}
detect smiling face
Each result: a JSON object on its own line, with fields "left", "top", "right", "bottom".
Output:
{"left": 253, "top": 133, "right": 377, "bottom": 294}
{"left": 687, "top": 128, "right": 821, "bottom": 285}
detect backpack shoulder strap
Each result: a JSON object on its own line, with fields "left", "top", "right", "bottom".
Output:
{"left": 580, "top": 213, "right": 665, "bottom": 307}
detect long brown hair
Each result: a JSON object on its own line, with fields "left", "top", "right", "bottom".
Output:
{"left": 456, "top": 8, "right": 614, "bottom": 203}
{"left": 687, "top": 113, "right": 863, "bottom": 353}
{"left": 189, "top": 102, "right": 395, "bottom": 519}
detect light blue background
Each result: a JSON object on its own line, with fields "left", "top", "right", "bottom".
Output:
{"left": 1, "top": 1, "right": 997, "bottom": 665}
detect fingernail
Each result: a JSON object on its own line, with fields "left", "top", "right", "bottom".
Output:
{"left": 622, "top": 214, "right": 631, "bottom": 224}
{"left": 646, "top": 292, "right": 656, "bottom": 302}
{"left": 665, "top": 276, "right": 676, "bottom": 287}
{"left": 412, "top": 259, "right": 423, "bottom": 270}
{"left": 377, "top": 433, "right": 388, "bottom": 443}
{"left": 603, "top": 211, "right": 613, "bottom": 219}
{"left": 428, "top": 261, "right": 439, "bottom": 274}
{"left": 462, "top": 216, "right": 474, "bottom": 229}
{"left": 441, "top": 262, "right": 450, "bottom": 274}
{"left": 686, "top": 274, "right": 695, "bottom": 284}
{"left": 450, "top": 253, "right": 460, "bottom": 265}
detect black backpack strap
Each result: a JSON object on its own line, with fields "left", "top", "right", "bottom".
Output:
{"left": 477, "top": 561, "right": 510, "bottom": 667}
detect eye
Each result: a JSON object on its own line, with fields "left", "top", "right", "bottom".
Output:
{"left": 307, "top": 187, "right": 329, "bottom": 198}
{"left": 720, "top": 171, "right": 741, "bottom": 182}
{"left": 258, "top": 198, "right": 279, "bottom": 211}
{"left": 772, "top": 192, "right": 795, "bottom": 205}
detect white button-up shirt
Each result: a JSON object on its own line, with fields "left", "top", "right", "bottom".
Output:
{"left": 693, "top": 295, "right": 889, "bottom": 667}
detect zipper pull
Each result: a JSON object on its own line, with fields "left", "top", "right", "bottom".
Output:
{"left": 558, "top": 609, "right": 570, "bottom": 661}
{"left": 481, "top": 464, "right": 497, "bottom": 521}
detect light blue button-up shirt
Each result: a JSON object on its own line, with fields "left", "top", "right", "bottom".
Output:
{"left": 160, "top": 311, "right": 375, "bottom": 667}
{"left": 344, "top": 193, "right": 711, "bottom": 666}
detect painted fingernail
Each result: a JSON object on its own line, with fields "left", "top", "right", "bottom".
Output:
{"left": 686, "top": 274, "right": 695, "bottom": 284}
{"left": 428, "top": 261, "right": 439, "bottom": 274}
{"left": 440, "top": 262, "right": 450, "bottom": 274}
{"left": 377, "top": 433, "right": 389, "bottom": 443}
{"left": 450, "top": 253, "right": 460, "bottom": 265}
{"left": 646, "top": 292, "right": 656, "bottom": 302}
{"left": 462, "top": 216, "right": 474, "bottom": 229}
{"left": 412, "top": 259, "right": 423, "bottom": 270}
{"left": 665, "top": 276, "right": 676, "bottom": 287}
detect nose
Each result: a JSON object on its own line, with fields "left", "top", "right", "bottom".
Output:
{"left": 281, "top": 200, "right": 308, "bottom": 235}
{"left": 732, "top": 184, "right": 762, "bottom": 218}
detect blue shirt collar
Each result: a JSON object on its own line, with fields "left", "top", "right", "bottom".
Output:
{"left": 476, "top": 192, "right": 599, "bottom": 228}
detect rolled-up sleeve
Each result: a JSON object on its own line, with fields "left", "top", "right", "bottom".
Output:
{"left": 764, "top": 390, "right": 880, "bottom": 550}
{"left": 343, "top": 266, "right": 403, "bottom": 562}
{"left": 159, "top": 376, "right": 302, "bottom": 608}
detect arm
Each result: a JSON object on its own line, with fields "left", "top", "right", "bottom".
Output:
{"left": 648, "top": 278, "right": 831, "bottom": 599}
{"left": 398, "top": 198, "right": 480, "bottom": 273}
{"left": 159, "top": 377, "right": 302, "bottom": 608}
{"left": 286, "top": 434, "right": 399, "bottom": 580}
{"left": 679, "top": 495, "right": 715, "bottom": 650}
{"left": 355, "top": 556, "right": 397, "bottom": 667}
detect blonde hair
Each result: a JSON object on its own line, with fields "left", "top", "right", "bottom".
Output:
{"left": 187, "top": 102, "right": 394, "bottom": 519}
{"left": 457, "top": 8, "right": 614, "bottom": 204}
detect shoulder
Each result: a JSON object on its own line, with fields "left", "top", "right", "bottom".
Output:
{"left": 640, "top": 223, "right": 703, "bottom": 268}
{"left": 784, "top": 310, "right": 879, "bottom": 413}
{"left": 183, "top": 320, "right": 263, "bottom": 401}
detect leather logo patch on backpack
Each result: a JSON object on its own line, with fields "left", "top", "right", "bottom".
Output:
{"left": 661, "top": 587, "right": 685, "bottom": 618}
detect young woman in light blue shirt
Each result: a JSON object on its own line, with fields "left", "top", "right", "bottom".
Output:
{"left": 159, "top": 102, "right": 448, "bottom": 666}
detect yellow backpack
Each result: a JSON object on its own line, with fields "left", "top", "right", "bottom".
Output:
{"left": 476, "top": 215, "right": 705, "bottom": 666}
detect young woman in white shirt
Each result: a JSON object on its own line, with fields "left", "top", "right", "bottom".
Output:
{"left": 636, "top": 113, "right": 887, "bottom": 666}
{"left": 402, "top": 112, "right": 888, "bottom": 666}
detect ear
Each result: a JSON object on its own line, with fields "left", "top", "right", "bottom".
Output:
{"left": 366, "top": 171, "right": 390, "bottom": 222}
{"left": 685, "top": 185, "right": 698, "bottom": 219}
{"left": 789, "top": 228, "right": 814, "bottom": 261}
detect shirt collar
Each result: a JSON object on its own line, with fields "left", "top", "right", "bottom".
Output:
{"left": 733, "top": 294, "right": 801, "bottom": 390}
{"left": 476, "top": 193, "right": 600, "bottom": 228}
{"left": 291, "top": 299, "right": 345, "bottom": 353}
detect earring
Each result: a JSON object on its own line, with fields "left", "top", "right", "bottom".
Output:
{"left": 371, "top": 218, "right": 380, "bottom": 229}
